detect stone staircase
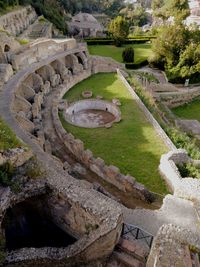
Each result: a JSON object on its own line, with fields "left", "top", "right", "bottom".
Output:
{"left": 28, "top": 21, "right": 52, "bottom": 39}
{"left": 107, "top": 238, "right": 149, "bottom": 267}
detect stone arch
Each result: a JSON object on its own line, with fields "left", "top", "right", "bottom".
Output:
{"left": 75, "top": 52, "right": 88, "bottom": 70}
{"left": 4, "top": 44, "right": 10, "bottom": 52}
{"left": 36, "top": 65, "right": 55, "bottom": 83}
{"left": 23, "top": 73, "right": 43, "bottom": 93}
{"left": 50, "top": 60, "right": 64, "bottom": 75}
{"left": 50, "top": 59, "right": 70, "bottom": 81}
{"left": 65, "top": 54, "right": 78, "bottom": 74}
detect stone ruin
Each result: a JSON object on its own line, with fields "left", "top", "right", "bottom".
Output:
{"left": 0, "top": 7, "right": 200, "bottom": 266}
{"left": 63, "top": 99, "right": 121, "bottom": 128}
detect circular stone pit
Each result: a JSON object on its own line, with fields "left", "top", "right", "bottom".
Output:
{"left": 64, "top": 99, "right": 121, "bottom": 128}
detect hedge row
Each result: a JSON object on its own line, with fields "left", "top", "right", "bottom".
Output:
{"left": 85, "top": 37, "right": 155, "bottom": 45}
{"left": 84, "top": 36, "right": 156, "bottom": 41}
{"left": 125, "top": 60, "right": 148, "bottom": 69}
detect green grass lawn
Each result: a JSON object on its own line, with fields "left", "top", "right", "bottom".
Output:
{"left": 0, "top": 117, "right": 21, "bottom": 151}
{"left": 172, "top": 99, "right": 200, "bottom": 121}
{"left": 60, "top": 73, "right": 169, "bottom": 194}
{"left": 88, "top": 43, "right": 152, "bottom": 64}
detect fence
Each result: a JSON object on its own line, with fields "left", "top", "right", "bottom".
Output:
{"left": 122, "top": 223, "right": 154, "bottom": 249}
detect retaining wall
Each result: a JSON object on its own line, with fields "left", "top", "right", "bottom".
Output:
{"left": 155, "top": 87, "right": 200, "bottom": 108}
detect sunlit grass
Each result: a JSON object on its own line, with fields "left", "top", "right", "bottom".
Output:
{"left": 172, "top": 99, "right": 200, "bottom": 122}
{"left": 60, "top": 73, "right": 169, "bottom": 194}
{"left": 88, "top": 43, "right": 152, "bottom": 64}
{"left": 0, "top": 117, "right": 21, "bottom": 150}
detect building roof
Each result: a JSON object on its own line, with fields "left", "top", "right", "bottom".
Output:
{"left": 70, "top": 12, "right": 103, "bottom": 31}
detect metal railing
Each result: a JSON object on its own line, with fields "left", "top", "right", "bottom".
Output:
{"left": 122, "top": 223, "right": 154, "bottom": 249}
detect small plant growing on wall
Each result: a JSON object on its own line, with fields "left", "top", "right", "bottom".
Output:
{"left": 122, "top": 47, "right": 134, "bottom": 63}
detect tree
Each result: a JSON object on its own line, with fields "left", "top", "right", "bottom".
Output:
{"left": 108, "top": 16, "right": 129, "bottom": 46}
{"left": 151, "top": 0, "right": 190, "bottom": 23}
{"left": 120, "top": 5, "right": 148, "bottom": 27}
{"left": 161, "top": 0, "right": 190, "bottom": 23}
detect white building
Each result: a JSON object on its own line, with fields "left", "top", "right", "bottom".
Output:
{"left": 186, "top": 0, "right": 200, "bottom": 26}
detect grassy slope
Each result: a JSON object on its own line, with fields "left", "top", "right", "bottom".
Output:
{"left": 0, "top": 117, "right": 21, "bottom": 150}
{"left": 172, "top": 100, "right": 200, "bottom": 121}
{"left": 88, "top": 43, "right": 152, "bottom": 64}
{"left": 60, "top": 73, "right": 169, "bottom": 194}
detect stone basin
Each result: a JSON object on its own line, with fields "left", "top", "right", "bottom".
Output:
{"left": 64, "top": 99, "right": 121, "bottom": 128}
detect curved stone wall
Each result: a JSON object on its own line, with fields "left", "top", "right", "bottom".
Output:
{"left": 8, "top": 44, "right": 152, "bottom": 203}
{"left": 64, "top": 99, "right": 121, "bottom": 128}
{"left": 0, "top": 179, "right": 123, "bottom": 266}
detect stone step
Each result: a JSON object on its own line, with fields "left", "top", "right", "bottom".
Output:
{"left": 112, "top": 251, "right": 145, "bottom": 267}
{"left": 117, "top": 238, "right": 148, "bottom": 262}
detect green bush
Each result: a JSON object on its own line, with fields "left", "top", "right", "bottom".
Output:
{"left": 125, "top": 60, "right": 148, "bottom": 69}
{"left": 177, "top": 163, "right": 200, "bottom": 179}
{"left": 0, "top": 162, "right": 22, "bottom": 192}
{"left": 122, "top": 47, "right": 134, "bottom": 63}
{"left": 17, "top": 39, "right": 29, "bottom": 45}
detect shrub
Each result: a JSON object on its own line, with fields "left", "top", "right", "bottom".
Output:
{"left": 17, "top": 39, "right": 29, "bottom": 45}
{"left": 0, "top": 162, "right": 14, "bottom": 187}
{"left": 25, "top": 157, "right": 45, "bottom": 179}
{"left": 122, "top": 47, "right": 134, "bottom": 63}
{"left": 0, "top": 162, "right": 21, "bottom": 192}
{"left": 125, "top": 60, "right": 148, "bottom": 69}
{"left": 38, "top": 15, "right": 46, "bottom": 23}
{"left": 177, "top": 163, "right": 200, "bottom": 179}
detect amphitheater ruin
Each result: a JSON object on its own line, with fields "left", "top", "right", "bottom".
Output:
{"left": 0, "top": 5, "right": 200, "bottom": 267}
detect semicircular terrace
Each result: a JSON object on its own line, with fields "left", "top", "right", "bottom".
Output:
{"left": 0, "top": 44, "right": 125, "bottom": 266}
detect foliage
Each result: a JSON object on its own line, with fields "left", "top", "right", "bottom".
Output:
{"left": 25, "top": 157, "right": 45, "bottom": 179}
{"left": 129, "top": 75, "right": 200, "bottom": 161}
{"left": 0, "top": 162, "right": 14, "bottom": 187}
{"left": 177, "top": 163, "right": 200, "bottom": 179}
{"left": 151, "top": 0, "right": 190, "bottom": 22}
{"left": 88, "top": 43, "right": 152, "bottom": 64}
{"left": 17, "top": 39, "right": 29, "bottom": 45}
{"left": 150, "top": 18, "right": 200, "bottom": 82}
{"left": 149, "top": 0, "right": 197, "bottom": 83}
{"left": 122, "top": 47, "right": 134, "bottom": 63}
{"left": 38, "top": 15, "right": 46, "bottom": 23}
{"left": 0, "top": 117, "right": 21, "bottom": 151}
{"left": 59, "top": 0, "right": 124, "bottom": 17}
{"left": 125, "top": 60, "right": 148, "bottom": 69}
{"left": 119, "top": 4, "right": 148, "bottom": 27}
{"left": 108, "top": 16, "right": 129, "bottom": 46}
{"left": 60, "top": 73, "right": 169, "bottom": 194}
{"left": 134, "top": 71, "right": 159, "bottom": 83}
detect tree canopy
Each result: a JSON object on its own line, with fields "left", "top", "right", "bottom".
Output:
{"left": 119, "top": 4, "right": 148, "bottom": 27}
{"left": 150, "top": 0, "right": 200, "bottom": 83}
{"left": 108, "top": 16, "right": 129, "bottom": 46}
